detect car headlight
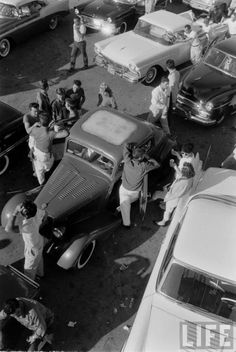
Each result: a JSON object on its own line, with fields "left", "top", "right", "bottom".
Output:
{"left": 128, "top": 63, "right": 139, "bottom": 73}
{"left": 205, "top": 102, "right": 214, "bottom": 112}
{"left": 52, "top": 226, "right": 66, "bottom": 238}
{"left": 101, "top": 24, "right": 116, "bottom": 35}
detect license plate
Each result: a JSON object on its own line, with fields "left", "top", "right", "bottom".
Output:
{"left": 107, "top": 65, "right": 115, "bottom": 75}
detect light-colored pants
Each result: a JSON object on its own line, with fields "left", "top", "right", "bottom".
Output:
{"left": 152, "top": 190, "right": 176, "bottom": 222}
{"left": 190, "top": 45, "right": 202, "bottom": 65}
{"left": 24, "top": 245, "right": 44, "bottom": 280}
{"left": 119, "top": 185, "right": 139, "bottom": 226}
{"left": 147, "top": 110, "right": 170, "bottom": 135}
{"left": 33, "top": 147, "right": 54, "bottom": 185}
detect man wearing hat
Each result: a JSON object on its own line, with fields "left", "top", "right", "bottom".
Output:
{"left": 118, "top": 143, "right": 159, "bottom": 228}
{"left": 51, "top": 88, "right": 67, "bottom": 123}
{"left": 69, "top": 17, "right": 88, "bottom": 72}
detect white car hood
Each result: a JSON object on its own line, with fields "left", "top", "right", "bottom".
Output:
{"left": 100, "top": 32, "right": 168, "bottom": 67}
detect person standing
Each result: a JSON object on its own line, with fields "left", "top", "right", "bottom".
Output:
{"left": 69, "top": 17, "right": 88, "bottom": 72}
{"left": 147, "top": 76, "right": 171, "bottom": 135}
{"left": 66, "top": 80, "right": 86, "bottom": 114}
{"left": 36, "top": 79, "right": 51, "bottom": 117}
{"left": 171, "top": 143, "right": 202, "bottom": 175}
{"left": 97, "top": 82, "right": 115, "bottom": 106}
{"left": 30, "top": 113, "right": 68, "bottom": 185}
{"left": 51, "top": 88, "right": 67, "bottom": 123}
{"left": 23, "top": 102, "right": 40, "bottom": 153}
{"left": 97, "top": 88, "right": 117, "bottom": 109}
{"left": 65, "top": 98, "right": 80, "bottom": 125}
{"left": 5, "top": 200, "right": 46, "bottom": 281}
{"left": 226, "top": 11, "right": 236, "bottom": 36}
{"left": 118, "top": 143, "right": 159, "bottom": 228}
{"left": 153, "top": 162, "right": 195, "bottom": 226}
{"left": 0, "top": 297, "right": 54, "bottom": 351}
{"left": 166, "top": 59, "right": 180, "bottom": 110}
{"left": 184, "top": 24, "right": 202, "bottom": 65}
{"left": 145, "top": 0, "right": 156, "bottom": 14}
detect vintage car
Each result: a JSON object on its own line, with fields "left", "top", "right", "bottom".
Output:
{"left": 74, "top": 0, "right": 167, "bottom": 35}
{"left": 176, "top": 37, "right": 236, "bottom": 126}
{"left": 94, "top": 10, "right": 211, "bottom": 84}
{"left": 17, "top": 107, "right": 174, "bottom": 270}
{"left": 183, "top": 0, "right": 231, "bottom": 13}
{"left": 122, "top": 167, "right": 236, "bottom": 352}
{"left": 0, "top": 0, "right": 70, "bottom": 58}
{"left": 0, "top": 101, "right": 26, "bottom": 175}
{"left": 0, "top": 264, "right": 39, "bottom": 350}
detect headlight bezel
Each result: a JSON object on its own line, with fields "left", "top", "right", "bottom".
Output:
{"left": 52, "top": 226, "right": 66, "bottom": 239}
{"left": 205, "top": 101, "right": 214, "bottom": 112}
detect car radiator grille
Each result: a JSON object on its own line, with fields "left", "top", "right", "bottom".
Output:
{"left": 103, "top": 56, "right": 128, "bottom": 74}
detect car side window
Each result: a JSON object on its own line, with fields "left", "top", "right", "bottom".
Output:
{"left": 157, "top": 223, "right": 180, "bottom": 285}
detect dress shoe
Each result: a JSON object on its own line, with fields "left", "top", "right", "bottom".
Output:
{"left": 153, "top": 220, "right": 166, "bottom": 226}
{"left": 121, "top": 224, "right": 131, "bottom": 229}
{"left": 81, "top": 65, "right": 88, "bottom": 70}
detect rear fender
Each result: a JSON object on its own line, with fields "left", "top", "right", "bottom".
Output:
{"left": 57, "top": 235, "right": 88, "bottom": 269}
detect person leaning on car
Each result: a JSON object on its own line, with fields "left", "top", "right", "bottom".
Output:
{"left": 147, "top": 76, "right": 171, "bottom": 135}
{"left": 5, "top": 200, "right": 46, "bottom": 281}
{"left": 118, "top": 143, "right": 160, "bottom": 228}
{"left": 0, "top": 297, "right": 54, "bottom": 351}
{"left": 184, "top": 25, "right": 202, "bottom": 65}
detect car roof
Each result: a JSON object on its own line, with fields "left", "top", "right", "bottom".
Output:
{"left": 69, "top": 107, "right": 153, "bottom": 161}
{"left": 0, "top": 101, "right": 22, "bottom": 129}
{"left": 0, "top": 0, "right": 32, "bottom": 7}
{"left": 215, "top": 37, "right": 236, "bottom": 57}
{"left": 139, "top": 10, "right": 192, "bottom": 32}
{"left": 174, "top": 167, "right": 236, "bottom": 282}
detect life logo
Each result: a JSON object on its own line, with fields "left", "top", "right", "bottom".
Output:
{"left": 180, "top": 322, "right": 234, "bottom": 350}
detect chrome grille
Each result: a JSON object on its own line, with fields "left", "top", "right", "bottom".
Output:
{"left": 103, "top": 56, "right": 127, "bottom": 74}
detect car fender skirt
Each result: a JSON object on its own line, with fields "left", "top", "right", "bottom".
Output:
{"left": 57, "top": 236, "right": 88, "bottom": 269}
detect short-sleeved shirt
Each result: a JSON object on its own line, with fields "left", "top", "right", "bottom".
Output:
{"left": 19, "top": 209, "right": 45, "bottom": 250}
{"left": 31, "top": 126, "right": 56, "bottom": 153}
{"left": 23, "top": 113, "right": 38, "bottom": 132}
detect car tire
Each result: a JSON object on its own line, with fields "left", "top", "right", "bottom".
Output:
{"left": 76, "top": 240, "right": 96, "bottom": 269}
{"left": 0, "top": 155, "right": 9, "bottom": 175}
{"left": 48, "top": 16, "right": 59, "bottom": 30}
{"left": 119, "top": 22, "right": 127, "bottom": 33}
{"left": 144, "top": 66, "right": 161, "bottom": 85}
{"left": 0, "top": 38, "right": 11, "bottom": 58}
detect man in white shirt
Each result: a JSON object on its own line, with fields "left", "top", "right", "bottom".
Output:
{"left": 69, "top": 17, "right": 88, "bottom": 72}
{"left": 184, "top": 24, "right": 202, "bottom": 64}
{"left": 147, "top": 76, "right": 171, "bottom": 135}
{"left": 5, "top": 200, "right": 46, "bottom": 281}
{"left": 166, "top": 59, "right": 180, "bottom": 110}
{"left": 226, "top": 11, "right": 236, "bottom": 36}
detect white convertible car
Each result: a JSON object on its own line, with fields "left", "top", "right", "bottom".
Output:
{"left": 94, "top": 10, "right": 210, "bottom": 84}
{"left": 122, "top": 167, "right": 236, "bottom": 352}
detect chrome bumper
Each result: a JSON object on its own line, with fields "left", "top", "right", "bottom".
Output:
{"left": 176, "top": 94, "right": 216, "bottom": 126}
{"left": 95, "top": 55, "right": 140, "bottom": 83}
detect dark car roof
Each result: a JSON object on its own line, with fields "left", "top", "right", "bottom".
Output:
{"left": 69, "top": 107, "right": 153, "bottom": 162}
{"left": 215, "top": 37, "right": 236, "bottom": 57}
{"left": 0, "top": 101, "right": 22, "bottom": 129}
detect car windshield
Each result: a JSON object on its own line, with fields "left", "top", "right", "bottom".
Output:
{"left": 204, "top": 48, "right": 236, "bottom": 78}
{"left": 66, "top": 140, "right": 114, "bottom": 176}
{"left": 160, "top": 262, "right": 236, "bottom": 323}
{"left": 134, "top": 20, "right": 176, "bottom": 45}
{"left": 0, "top": 3, "right": 18, "bottom": 17}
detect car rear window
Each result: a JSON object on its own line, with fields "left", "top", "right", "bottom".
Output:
{"left": 81, "top": 110, "right": 137, "bottom": 145}
{"left": 160, "top": 262, "right": 236, "bottom": 323}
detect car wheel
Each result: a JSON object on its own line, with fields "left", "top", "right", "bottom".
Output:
{"left": 0, "top": 38, "right": 11, "bottom": 58}
{"left": 0, "top": 155, "right": 9, "bottom": 175}
{"left": 119, "top": 22, "right": 127, "bottom": 33}
{"left": 144, "top": 66, "right": 160, "bottom": 85}
{"left": 76, "top": 240, "right": 96, "bottom": 269}
{"left": 48, "top": 16, "right": 58, "bottom": 30}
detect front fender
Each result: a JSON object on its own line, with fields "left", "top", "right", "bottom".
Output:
{"left": 57, "top": 235, "right": 88, "bottom": 269}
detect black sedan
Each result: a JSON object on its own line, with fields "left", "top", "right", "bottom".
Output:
{"left": 75, "top": 0, "right": 167, "bottom": 35}
{"left": 176, "top": 37, "right": 236, "bottom": 126}
{"left": 0, "top": 101, "right": 26, "bottom": 175}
